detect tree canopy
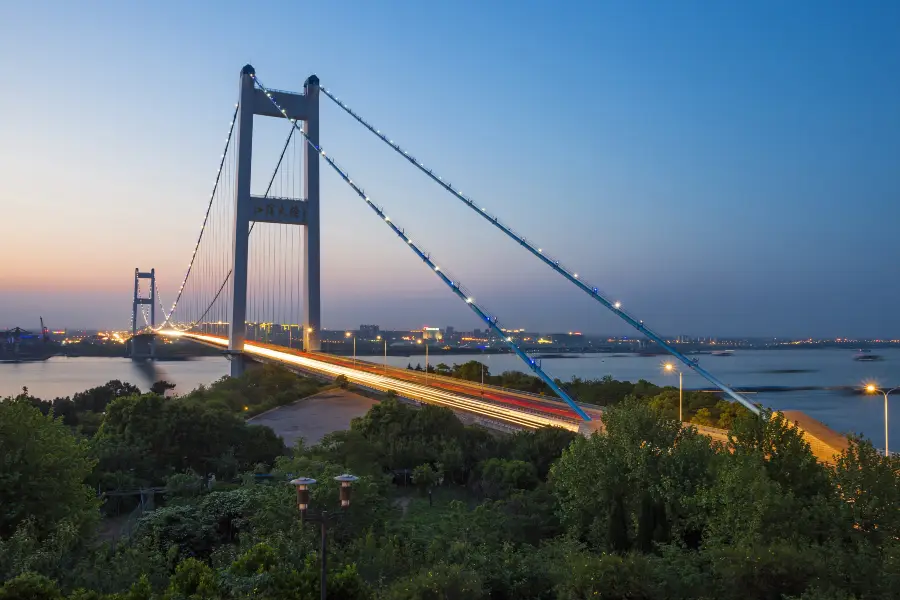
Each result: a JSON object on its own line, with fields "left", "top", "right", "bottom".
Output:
{"left": 2, "top": 367, "right": 898, "bottom": 599}
{"left": 0, "top": 398, "right": 99, "bottom": 541}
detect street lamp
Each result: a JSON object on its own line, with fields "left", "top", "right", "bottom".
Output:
{"left": 344, "top": 332, "right": 356, "bottom": 367}
{"left": 663, "top": 362, "right": 683, "bottom": 424}
{"left": 864, "top": 384, "right": 897, "bottom": 456}
{"left": 290, "top": 474, "right": 359, "bottom": 600}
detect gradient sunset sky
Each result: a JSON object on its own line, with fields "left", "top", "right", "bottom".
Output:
{"left": 1, "top": 1, "right": 899, "bottom": 337}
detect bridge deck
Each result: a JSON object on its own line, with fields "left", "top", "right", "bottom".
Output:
{"left": 159, "top": 332, "right": 851, "bottom": 462}
{"left": 161, "top": 332, "right": 582, "bottom": 431}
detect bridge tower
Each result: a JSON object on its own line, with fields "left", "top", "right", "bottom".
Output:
{"left": 131, "top": 268, "right": 156, "bottom": 359}
{"left": 229, "top": 65, "right": 320, "bottom": 377}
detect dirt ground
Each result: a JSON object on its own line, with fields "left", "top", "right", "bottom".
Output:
{"left": 248, "top": 388, "right": 379, "bottom": 447}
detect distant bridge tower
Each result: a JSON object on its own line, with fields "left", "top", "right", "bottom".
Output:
{"left": 131, "top": 268, "right": 156, "bottom": 359}
{"left": 229, "top": 65, "right": 320, "bottom": 377}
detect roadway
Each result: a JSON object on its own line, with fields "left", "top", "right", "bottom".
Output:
{"left": 302, "top": 350, "right": 602, "bottom": 421}
{"left": 159, "top": 331, "right": 586, "bottom": 432}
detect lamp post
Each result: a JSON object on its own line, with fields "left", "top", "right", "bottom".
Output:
{"left": 383, "top": 339, "right": 387, "bottom": 374}
{"left": 344, "top": 332, "right": 356, "bottom": 368}
{"left": 663, "top": 362, "right": 683, "bottom": 424}
{"left": 480, "top": 362, "right": 484, "bottom": 396}
{"left": 864, "top": 384, "right": 897, "bottom": 456}
{"left": 290, "top": 474, "right": 359, "bottom": 600}
{"left": 425, "top": 340, "right": 429, "bottom": 385}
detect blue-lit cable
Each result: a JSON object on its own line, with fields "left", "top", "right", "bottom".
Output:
{"left": 320, "top": 87, "right": 760, "bottom": 416}
{"left": 254, "top": 74, "right": 592, "bottom": 421}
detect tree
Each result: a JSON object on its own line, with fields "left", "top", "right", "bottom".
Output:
{"left": 507, "top": 427, "right": 577, "bottom": 480}
{"left": 728, "top": 410, "right": 830, "bottom": 500}
{"left": 382, "top": 563, "right": 484, "bottom": 599}
{"left": 453, "top": 361, "right": 488, "bottom": 382}
{"left": 72, "top": 380, "right": 141, "bottom": 413}
{"left": 0, "top": 572, "right": 63, "bottom": 600}
{"left": 412, "top": 463, "right": 439, "bottom": 492}
{"left": 691, "top": 407, "right": 716, "bottom": 427}
{"left": 550, "top": 397, "right": 715, "bottom": 552}
{"left": 831, "top": 437, "right": 900, "bottom": 543}
{"left": 94, "top": 393, "right": 283, "bottom": 486}
{"left": 335, "top": 375, "right": 350, "bottom": 389}
{"left": 150, "top": 380, "right": 176, "bottom": 396}
{"left": 477, "top": 459, "right": 538, "bottom": 499}
{"left": 165, "top": 558, "right": 220, "bottom": 599}
{"left": 0, "top": 400, "right": 99, "bottom": 540}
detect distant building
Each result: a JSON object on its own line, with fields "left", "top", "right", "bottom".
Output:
{"left": 359, "top": 324, "right": 380, "bottom": 340}
{"left": 422, "top": 326, "right": 442, "bottom": 341}
{"left": 445, "top": 326, "right": 455, "bottom": 337}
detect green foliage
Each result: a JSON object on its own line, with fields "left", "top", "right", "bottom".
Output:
{"left": 411, "top": 464, "right": 439, "bottom": 491}
{"left": 0, "top": 399, "right": 99, "bottom": 541}
{"left": 503, "top": 426, "right": 576, "bottom": 479}
{"left": 382, "top": 563, "right": 484, "bottom": 599}
{"left": 4, "top": 369, "right": 900, "bottom": 600}
{"left": 436, "top": 361, "right": 748, "bottom": 425}
{"left": 150, "top": 380, "right": 176, "bottom": 396}
{"left": 165, "top": 558, "right": 219, "bottom": 599}
{"left": 134, "top": 487, "right": 262, "bottom": 560}
{"left": 551, "top": 397, "right": 716, "bottom": 551}
{"left": 476, "top": 459, "right": 537, "bottom": 499}
{"left": 553, "top": 551, "right": 664, "bottom": 600}
{"left": 23, "top": 381, "right": 142, "bottom": 435}
{"left": 0, "top": 572, "right": 63, "bottom": 600}
{"left": 728, "top": 409, "right": 830, "bottom": 499}
{"left": 93, "top": 392, "right": 286, "bottom": 487}
{"left": 832, "top": 437, "right": 900, "bottom": 544}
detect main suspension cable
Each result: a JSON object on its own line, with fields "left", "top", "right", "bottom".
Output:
{"left": 320, "top": 87, "right": 760, "bottom": 415}
{"left": 254, "top": 74, "right": 591, "bottom": 421}
{"left": 161, "top": 104, "right": 240, "bottom": 327}
{"left": 176, "top": 126, "right": 297, "bottom": 332}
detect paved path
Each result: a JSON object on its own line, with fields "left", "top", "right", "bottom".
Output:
{"left": 248, "top": 389, "right": 378, "bottom": 447}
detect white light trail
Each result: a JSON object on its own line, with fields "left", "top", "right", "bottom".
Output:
{"left": 159, "top": 331, "right": 578, "bottom": 431}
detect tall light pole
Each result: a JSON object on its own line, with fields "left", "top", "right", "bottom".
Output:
{"left": 344, "top": 332, "right": 356, "bottom": 368}
{"left": 425, "top": 340, "right": 429, "bottom": 385}
{"left": 865, "top": 384, "right": 896, "bottom": 456}
{"left": 383, "top": 338, "right": 387, "bottom": 374}
{"left": 664, "top": 362, "right": 683, "bottom": 424}
{"left": 291, "top": 474, "right": 359, "bottom": 600}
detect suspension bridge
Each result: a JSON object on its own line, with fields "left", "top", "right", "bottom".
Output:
{"left": 131, "top": 64, "right": 828, "bottom": 440}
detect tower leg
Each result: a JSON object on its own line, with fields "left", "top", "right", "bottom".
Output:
{"left": 229, "top": 65, "right": 256, "bottom": 377}
{"left": 149, "top": 268, "right": 156, "bottom": 358}
{"left": 303, "top": 75, "right": 321, "bottom": 352}
{"left": 131, "top": 268, "right": 139, "bottom": 359}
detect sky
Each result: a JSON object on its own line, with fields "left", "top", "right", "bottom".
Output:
{"left": 1, "top": 1, "right": 899, "bottom": 337}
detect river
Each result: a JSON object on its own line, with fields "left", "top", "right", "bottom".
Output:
{"left": 2, "top": 349, "right": 896, "bottom": 449}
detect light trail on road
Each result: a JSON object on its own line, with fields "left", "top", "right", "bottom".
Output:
{"left": 158, "top": 331, "right": 579, "bottom": 431}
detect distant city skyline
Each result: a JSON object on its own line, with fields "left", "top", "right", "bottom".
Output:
{"left": 7, "top": 318, "right": 900, "bottom": 345}
{"left": 2, "top": 2, "right": 899, "bottom": 337}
